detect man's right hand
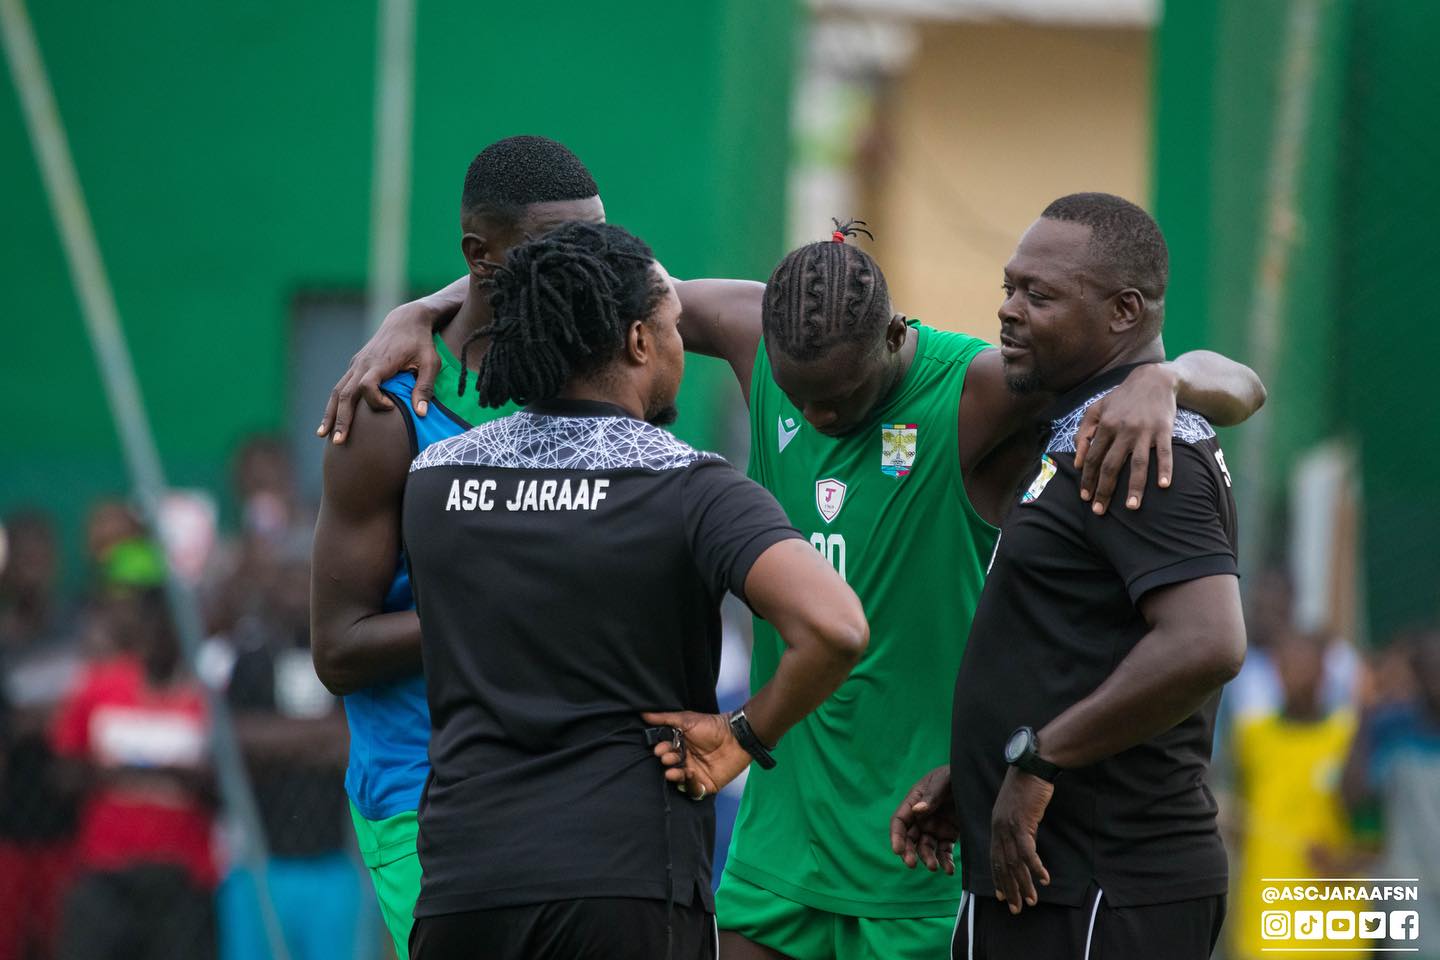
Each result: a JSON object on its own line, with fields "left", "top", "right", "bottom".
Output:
{"left": 318, "top": 294, "right": 453, "bottom": 444}
{"left": 642, "top": 710, "right": 753, "bottom": 800}
{"left": 890, "top": 764, "right": 959, "bottom": 874}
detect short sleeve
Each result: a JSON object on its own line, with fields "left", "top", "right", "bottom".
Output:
{"left": 1084, "top": 442, "right": 1238, "bottom": 603}
{"left": 681, "top": 458, "right": 803, "bottom": 607}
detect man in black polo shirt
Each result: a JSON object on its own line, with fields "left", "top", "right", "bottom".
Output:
{"left": 892, "top": 193, "right": 1248, "bottom": 959}
{"left": 401, "top": 221, "right": 868, "bottom": 960}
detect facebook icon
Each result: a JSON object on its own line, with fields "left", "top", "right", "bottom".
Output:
{"left": 1389, "top": 911, "right": 1420, "bottom": 941}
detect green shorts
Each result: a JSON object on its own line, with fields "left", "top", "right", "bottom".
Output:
{"left": 715, "top": 869, "right": 959, "bottom": 960}
{"left": 349, "top": 802, "right": 422, "bottom": 960}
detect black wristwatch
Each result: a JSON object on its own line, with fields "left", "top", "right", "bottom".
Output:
{"left": 1004, "top": 726, "right": 1060, "bottom": 782}
{"left": 729, "top": 708, "right": 777, "bottom": 770}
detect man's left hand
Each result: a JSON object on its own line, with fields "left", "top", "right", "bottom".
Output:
{"left": 642, "top": 710, "right": 751, "bottom": 800}
{"left": 990, "top": 766, "right": 1053, "bottom": 915}
{"left": 1073, "top": 363, "right": 1180, "bottom": 515}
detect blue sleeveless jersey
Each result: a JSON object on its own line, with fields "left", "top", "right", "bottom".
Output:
{"left": 342, "top": 371, "right": 471, "bottom": 821}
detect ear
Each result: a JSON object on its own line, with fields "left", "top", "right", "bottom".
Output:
{"left": 461, "top": 233, "right": 493, "bottom": 281}
{"left": 625, "top": 319, "right": 650, "bottom": 366}
{"left": 884, "top": 313, "right": 909, "bottom": 354}
{"left": 1109, "top": 288, "right": 1145, "bottom": 333}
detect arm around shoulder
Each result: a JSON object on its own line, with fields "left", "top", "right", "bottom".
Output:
{"left": 1169, "top": 350, "right": 1267, "bottom": 427}
{"left": 674, "top": 279, "right": 765, "bottom": 400}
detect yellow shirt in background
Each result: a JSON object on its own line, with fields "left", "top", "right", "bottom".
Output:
{"left": 1232, "top": 710, "right": 1361, "bottom": 960}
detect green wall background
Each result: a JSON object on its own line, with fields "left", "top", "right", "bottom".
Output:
{"left": 1153, "top": 0, "right": 1440, "bottom": 642}
{"left": 1, "top": 1, "right": 798, "bottom": 570}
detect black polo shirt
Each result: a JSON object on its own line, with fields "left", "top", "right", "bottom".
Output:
{"left": 951, "top": 362, "right": 1239, "bottom": 908}
{"left": 401, "top": 398, "right": 801, "bottom": 919}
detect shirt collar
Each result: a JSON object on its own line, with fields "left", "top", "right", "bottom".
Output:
{"left": 523, "top": 398, "right": 639, "bottom": 420}
{"left": 1041, "top": 361, "right": 1160, "bottom": 423}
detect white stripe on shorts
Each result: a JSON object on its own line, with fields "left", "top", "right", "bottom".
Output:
{"left": 1082, "top": 887, "right": 1105, "bottom": 960}
{"left": 951, "top": 890, "right": 977, "bottom": 960}
{"left": 950, "top": 891, "right": 968, "bottom": 960}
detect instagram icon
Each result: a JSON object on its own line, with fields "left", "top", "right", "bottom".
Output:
{"left": 1261, "top": 911, "right": 1291, "bottom": 940}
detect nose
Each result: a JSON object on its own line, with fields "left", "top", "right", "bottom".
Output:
{"left": 999, "top": 289, "right": 1023, "bottom": 326}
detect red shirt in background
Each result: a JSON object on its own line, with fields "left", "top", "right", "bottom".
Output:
{"left": 50, "top": 654, "right": 215, "bottom": 887}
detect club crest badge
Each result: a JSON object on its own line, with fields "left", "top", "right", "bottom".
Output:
{"left": 815, "top": 478, "right": 847, "bottom": 524}
{"left": 881, "top": 423, "right": 917, "bottom": 478}
{"left": 1021, "top": 455, "right": 1057, "bottom": 505}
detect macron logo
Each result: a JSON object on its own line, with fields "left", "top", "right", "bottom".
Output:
{"left": 778, "top": 415, "right": 800, "bottom": 453}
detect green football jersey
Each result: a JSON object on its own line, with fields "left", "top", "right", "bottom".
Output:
{"left": 726, "top": 322, "right": 997, "bottom": 918}
{"left": 429, "top": 332, "right": 520, "bottom": 425}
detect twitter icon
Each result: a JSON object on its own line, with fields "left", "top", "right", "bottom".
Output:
{"left": 1359, "top": 912, "right": 1387, "bottom": 939}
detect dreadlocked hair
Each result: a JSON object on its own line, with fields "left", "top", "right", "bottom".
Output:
{"left": 763, "top": 218, "right": 890, "bottom": 361}
{"left": 458, "top": 222, "right": 665, "bottom": 407}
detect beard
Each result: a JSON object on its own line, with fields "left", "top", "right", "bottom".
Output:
{"left": 1004, "top": 369, "right": 1045, "bottom": 395}
{"left": 646, "top": 402, "right": 679, "bottom": 427}
{"left": 1001, "top": 351, "right": 1044, "bottom": 395}
{"left": 1005, "top": 374, "right": 1043, "bottom": 395}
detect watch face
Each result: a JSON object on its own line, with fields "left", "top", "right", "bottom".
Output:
{"left": 1005, "top": 729, "right": 1029, "bottom": 763}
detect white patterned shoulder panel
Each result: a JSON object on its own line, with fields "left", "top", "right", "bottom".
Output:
{"left": 1048, "top": 388, "right": 1216, "bottom": 454}
{"left": 410, "top": 412, "right": 721, "bottom": 473}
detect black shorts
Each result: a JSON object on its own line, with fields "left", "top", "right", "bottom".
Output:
{"left": 410, "top": 896, "right": 717, "bottom": 960}
{"left": 954, "top": 885, "right": 1226, "bottom": 960}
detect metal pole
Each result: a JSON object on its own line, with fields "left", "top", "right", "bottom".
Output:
{"left": 365, "top": 0, "right": 417, "bottom": 331}
{"left": 0, "top": 2, "right": 291, "bottom": 957}
{"left": 1237, "top": 0, "right": 1326, "bottom": 583}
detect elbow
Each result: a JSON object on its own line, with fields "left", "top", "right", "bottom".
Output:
{"left": 1249, "top": 376, "right": 1268, "bottom": 415}
{"left": 1172, "top": 614, "right": 1246, "bottom": 690}
{"left": 1202, "top": 626, "right": 1248, "bottom": 687}
{"left": 819, "top": 605, "right": 870, "bottom": 666}
{"left": 311, "top": 636, "right": 359, "bottom": 697}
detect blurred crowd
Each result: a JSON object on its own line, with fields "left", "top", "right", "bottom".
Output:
{"left": 0, "top": 438, "right": 363, "bottom": 960}
{"left": 3, "top": 437, "right": 1439, "bottom": 960}
{"left": 1215, "top": 572, "right": 1440, "bottom": 959}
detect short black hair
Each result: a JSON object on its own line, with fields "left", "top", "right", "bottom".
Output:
{"left": 462, "top": 222, "right": 665, "bottom": 406}
{"left": 461, "top": 135, "right": 599, "bottom": 228}
{"left": 1041, "top": 192, "right": 1169, "bottom": 300}
{"left": 763, "top": 220, "right": 891, "bottom": 361}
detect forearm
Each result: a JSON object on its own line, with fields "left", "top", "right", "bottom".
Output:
{"left": 1038, "top": 627, "right": 1240, "bottom": 769}
{"left": 743, "top": 624, "right": 864, "bottom": 748}
{"left": 1168, "top": 350, "right": 1267, "bottom": 426}
{"left": 311, "top": 608, "right": 422, "bottom": 695}
{"left": 745, "top": 645, "right": 855, "bottom": 748}
{"left": 738, "top": 540, "right": 867, "bottom": 747}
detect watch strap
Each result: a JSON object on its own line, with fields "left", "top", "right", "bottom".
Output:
{"left": 1013, "top": 749, "right": 1061, "bottom": 783}
{"left": 1007, "top": 726, "right": 1061, "bottom": 782}
{"left": 728, "top": 708, "right": 776, "bottom": 770}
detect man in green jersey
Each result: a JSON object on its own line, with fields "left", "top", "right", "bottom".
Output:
{"left": 322, "top": 217, "right": 1264, "bottom": 959}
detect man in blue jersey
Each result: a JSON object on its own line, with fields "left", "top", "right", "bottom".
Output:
{"left": 309, "top": 135, "right": 605, "bottom": 958}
